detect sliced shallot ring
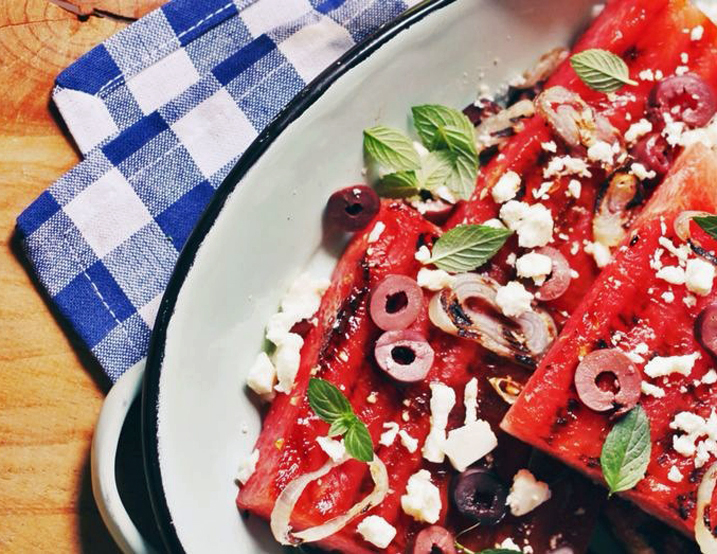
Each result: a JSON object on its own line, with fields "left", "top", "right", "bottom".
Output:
{"left": 695, "top": 461, "right": 717, "bottom": 554}
{"left": 574, "top": 349, "right": 641, "bottom": 414}
{"left": 488, "top": 376, "right": 523, "bottom": 405}
{"left": 534, "top": 246, "right": 571, "bottom": 301}
{"left": 475, "top": 99, "right": 535, "bottom": 150}
{"left": 674, "top": 210, "right": 711, "bottom": 242}
{"left": 413, "top": 525, "right": 457, "bottom": 554}
{"left": 370, "top": 274, "right": 423, "bottom": 331}
{"left": 696, "top": 305, "right": 717, "bottom": 359}
{"left": 374, "top": 329, "right": 435, "bottom": 383}
{"left": 270, "top": 456, "right": 389, "bottom": 546}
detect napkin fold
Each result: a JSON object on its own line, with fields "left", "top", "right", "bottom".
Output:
{"left": 17, "top": 0, "right": 419, "bottom": 381}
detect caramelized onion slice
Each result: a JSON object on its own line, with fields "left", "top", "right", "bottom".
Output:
{"left": 475, "top": 99, "right": 535, "bottom": 150}
{"left": 696, "top": 461, "right": 717, "bottom": 554}
{"left": 593, "top": 172, "right": 641, "bottom": 248}
{"left": 428, "top": 274, "right": 556, "bottom": 368}
{"left": 675, "top": 210, "right": 712, "bottom": 242}
{"left": 271, "top": 456, "right": 389, "bottom": 545}
{"left": 488, "top": 376, "right": 524, "bottom": 405}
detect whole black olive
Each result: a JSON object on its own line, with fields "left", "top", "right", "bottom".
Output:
{"left": 325, "top": 185, "right": 380, "bottom": 232}
{"left": 451, "top": 468, "right": 508, "bottom": 524}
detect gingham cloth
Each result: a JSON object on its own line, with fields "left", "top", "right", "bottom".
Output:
{"left": 16, "top": 0, "right": 420, "bottom": 382}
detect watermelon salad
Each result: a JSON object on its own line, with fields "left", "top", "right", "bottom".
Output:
{"left": 236, "top": 1, "right": 717, "bottom": 552}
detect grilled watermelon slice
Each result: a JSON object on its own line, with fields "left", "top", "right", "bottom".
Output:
{"left": 502, "top": 144, "right": 717, "bottom": 535}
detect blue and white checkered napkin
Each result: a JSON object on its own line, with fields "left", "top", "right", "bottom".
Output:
{"left": 16, "top": 0, "right": 419, "bottom": 382}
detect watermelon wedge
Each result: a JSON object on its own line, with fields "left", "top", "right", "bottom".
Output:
{"left": 502, "top": 144, "right": 717, "bottom": 535}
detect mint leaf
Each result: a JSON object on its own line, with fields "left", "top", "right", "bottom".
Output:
{"left": 417, "top": 150, "right": 455, "bottom": 191}
{"left": 570, "top": 49, "right": 637, "bottom": 93}
{"left": 307, "top": 378, "right": 353, "bottom": 423}
{"left": 344, "top": 420, "right": 374, "bottom": 462}
{"left": 455, "top": 544, "right": 520, "bottom": 554}
{"left": 377, "top": 171, "right": 420, "bottom": 198}
{"left": 412, "top": 105, "right": 474, "bottom": 149}
{"left": 363, "top": 126, "right": 421, "bottom": 172}
{"left": 328, "top": 417, "right": 353, "bottom": 437}
{"left": 426, "top": 224, "right": 512, "bottom": 273}
{"left": 432, "top": 125, "right": 479, "bottom": 200}
{"left": 694, "top": 215, "right": 717, "bottom": 240}
{"left": 434, "top": 124, "right": 478, "bottom": 159}
{"left": 600, "top": 405, "right": 651, "bottom": 495}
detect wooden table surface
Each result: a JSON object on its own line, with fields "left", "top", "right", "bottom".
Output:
{"left": 0, "top": 1, "right": 164, "bottom": 551}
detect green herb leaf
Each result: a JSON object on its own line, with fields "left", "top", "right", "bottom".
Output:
{"left": 693, "top": 215, "right": 717, "bottom": 240}
{"left": 417, "top": 150, "right": 456, "bottom": 191}
{"left": 363, "top": 126, "right": 421, "bottom": 171}
{"left": 412, "top": 105, "right": 474, "bottom": 149}
{"left": 434, "top": 124, "right": 478, "bottom": 159}
{"left": 344, "top": 420, "right": 374, "bottom": 462}
{"left": 377, "top": 171, "right": 420, "bottom": 198}
{"left": 327, "top": 417, "right": 353, "bottom": 437}
{"left": 454, "top": 544, "right": 520, "bottom": 554}
{"left": 307, "top": 378, "right": 353, "bottom": 423}
{"left": 426, "top": 224, "right": 512, "bottom": 273}
{"left": 570, "top": 48, "right": 638, "bottom": 93}
{"left": 600, "top": 405, "right": 651, "bottom": 495}
{"left": 432, "top": 125, "right": 479, "bottom": 200}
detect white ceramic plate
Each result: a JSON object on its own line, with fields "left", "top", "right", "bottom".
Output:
{"left": 142, "top": 0, "right": 598, "bottom": 551}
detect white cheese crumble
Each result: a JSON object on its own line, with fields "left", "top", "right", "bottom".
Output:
{"left": 246, "top": 352, "right": 277, "bottom": 397}
{"left": 567, "top": 179, "right": 582, "bottom": 199}
{"left": 482, "top": 218, "right": 507, "bottom": 229}
{"left": 266, "top": 273, "right": 330, "bottom": 394}
{"left": 692, "top": 25, "right": 705, "bottom": 41}
{"left": 541, "top": 141, "right": 558, "bottom": 153}
{"left": 316, "top": 436, "right": 346, "bottom": 462}
{"left": 415, "top": 245, "right": 431, "bottom": 263}
{"left": 417, "top": 268, "right": 455, "bottom": 291}
{"left": 686, "top": 258, "right": 715, "bottom": 296}
{"left": 704, "top": 370, "right": 717, "bottom": 385}
{"left": 444, "top": 419, "right": 498, "bottom": 472}
{"left": 516, "top": 253, "right": 553, "bottom": 285}
{"left": 401, "top": 470, "right": 442, "bottom": 524}
{"left": 587, "top": 140, "right": 616, "bottom": 166}
{"left": 399, "top": 430, "right": 419, "bottom": 453}
{"left": 357, "top": 515, "right": 397, "bottom": 549}
{"left": 668, "top": 466, "right": 684, "bottom": 483}
{"left": 641, "top": 381, "right": 665, "bottom": 398}
{"left": 379, "top": 422, "right": 399, "bottom": 446}
{"left": 644, "top": 352, "right": 700, "bottom": 378}
{"left": 464, "top": 377, "right": 478, "bottom": 425}
{"left": 506, "top": 469, "right": 552, "bottom": 517}
{"left": 670, "top": 410, "right": 717, "bottom": 467}
{"left": 498, "top": 538, "right": 523, "bottom": 552}
{"left": 237, "top": 449, "right": 259, "bottom": 484}
{"left": 496, "top": 281, "right": 534, "bottom": 318}
{"left": 544, "top": 156, "right": 592, "bottom": 179}
{"left": 625, "top": 119, "right": 653, "bottom": 144}
{"left": 631, "top": 162, "right": 656, "bottom": 181}
{"left": 499, "top": 201, "right": 554, "bottom": 248}
{"left": 422, "top": 383, "right": 456, "bottom": 463}
{"left": 585, "top": 241, "right": 612, "bottom": 268}
{"left": 656, "top": 265, "right": 686, "bottom": 285}
{"left": 685, "top": 294, "right": 698, "bottom": 308}
{"left": 661, "top": 291, "right": 675, "bottom": 303}
{"left": 367, "top": 221, "right": 386, "bottom": 243}
{"left": 492, "top": 171, "right": 522, "bottom": 203}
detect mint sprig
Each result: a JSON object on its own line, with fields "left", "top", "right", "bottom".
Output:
{"left": 363, "top": 126, "right": 421, "bottom": 172}
{"left": 570, "top": 49, "right": 637, "bottom": 93}
{"left": 307, "top": 378, "right": 374, "bottom": 462}
{"left": 693, "top": 215, "right": 717, "bottom": 240}
{"left": 364, "top": 104, "right": 480, "bottom": 201}
{"left": 425, "top": 224, "right": 512, "bottom": 273}
{"left": 600, "top": 405, "right": 651, "bottom": 495}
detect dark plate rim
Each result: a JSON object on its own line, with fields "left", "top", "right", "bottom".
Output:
{"left": 141, "top": 0, "right": 458, "bottom": 552}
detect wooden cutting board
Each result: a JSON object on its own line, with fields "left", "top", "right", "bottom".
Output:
{"left": 0, "top": 1, "right": 164, "bottom": 552}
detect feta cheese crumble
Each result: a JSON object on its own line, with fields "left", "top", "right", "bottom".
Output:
{"left": 399, "top": 430, "right": 419, "bottom": 453}
{"left": 544, "top": 156, "right": 592, "bottom": 179}
{"left": 506, "top": 469, "right": 552, "bottom": 516}
{"left": 444, "top": 419, "right": 498, "bottom": 472}
{"left": 464, "top": 378, "right": 478, "bottom": 425}
{"left": 316, "top": 436, "right": 346, "bottom": 462}
{"left": 692, "top": 25, "right": 705, "bottom": 41}
{"left": 379, "top": 422, "right": 400, "bottom": 447}
{"left": 641, "top": 382, "right": 665, "bottom": 398}
{"left": 587, "top": 140, "right": 616, "bottom": 166}
{"left": 246, "top": 352, "right": 277, "bottom": 397}
{"left": 422, "top": 383, "right": 456, "bottom": 463}
{"left": 686, "top": 258, "right": 715, "bottom": 296}
{"left": 670, "top": 410, "right": 717, "bottom": 467}
{"left": 516, "top": 252, "right": 553, "bottom": 285}
{"left": 357, "top": 516, "right": 397, "bottom": 549}
{"left": 415, "top": 245, "right": 431, "bottom": 263}
{"left": 492, "top": 171, "right": 522, "bottom": 203}
{"left": 417, "top": 268, "right": 455, "bottom": 291}
{"left": 668, "top": 466, "right": 684, "bottom": 483}
{"left": 499, "top": 201, "right": 554, "bottom": 248}
{"left": 644, "top": 352, "right": 700, "bottom": 378}
{"left": 567, "top": 179, "right": 582, "bottom": 199}
{"left": 237, "top": 449, "right": 259, "bottom": 484}
{"left": 656, "top": 265, "right": 686, "bottom": 285}
{"left": 367, "top": 221, "right": 386, "bottom": 243}
{"left": 625, "top": 119, "right": 653, "bottom": 144}
{"left": 496, "top": 281, "right": 534, "bottom": 318}
{"left": 401, "top": 470, "right": 442, "bottom": 524}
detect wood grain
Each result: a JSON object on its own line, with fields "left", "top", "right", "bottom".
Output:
{"left": 0, "top": 1, "right": 164, "bottom": 552}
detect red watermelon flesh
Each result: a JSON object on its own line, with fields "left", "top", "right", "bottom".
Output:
{"left": 502, "top": 144, "right": 717, "bottom": 535}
